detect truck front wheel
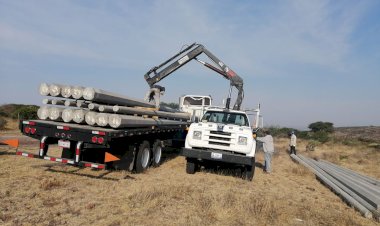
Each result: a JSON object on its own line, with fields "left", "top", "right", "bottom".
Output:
{"left": 186, "top": 158, "right": 198, "bottom": 174}
{"left": 135, "top": 141, "right": 151, "bottom": 173}
{"left": 243, "top": 158, "right": 255, "bottom": 181}
{"left": 243, "top": 165, "right": 255, "bottom": 181}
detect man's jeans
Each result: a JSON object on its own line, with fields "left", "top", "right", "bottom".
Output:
{"left": 264, "top": 152, "right": 273, "bottom": 173}
{"left": 290, "top": 146, "right": 296, "bottom": 155}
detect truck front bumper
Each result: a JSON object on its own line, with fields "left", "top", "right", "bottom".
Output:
{"left": 181, "top": 148, "right": 254, "bottom": 166}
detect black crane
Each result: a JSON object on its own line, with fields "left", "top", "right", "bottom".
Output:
{"left": 143, "top": 43, "right": 244, "bottom": 110}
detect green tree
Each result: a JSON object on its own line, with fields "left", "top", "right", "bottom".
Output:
{"left": 12, "top": 105, "right": 39, "bottom": 120}
{"left": 308, "top": 121, "right": 334, "bottom": 133}
{"left": 0, "top": 117, "right": 7, "bottom": 130}
{"left": 307, "top": 121, "right": 334, "bottom": 143}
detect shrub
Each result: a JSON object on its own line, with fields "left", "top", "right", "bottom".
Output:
{"left": 12, "top": 105, "right": 38, "bottom": 120}
{"left": 297, "top": 131, "right": 310, "bottom": 139}
{"left": 310, "top": 131, "right": 330, "bottom": 143}
{"left": 0, "top": 117, "right": 7, "bottom": 130}
{"left": 308, "top": 121, "right": 334, "bottom": 133}
{"left": 266, "top": 126, "right": 298, "bottom": 138}
{"left": 306, "top": 140, "right": 321, "bottom": 151}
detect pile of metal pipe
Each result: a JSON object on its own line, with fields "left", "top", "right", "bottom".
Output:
{"left": 37, "top": 83, "right": 190, "bottom": 128}
{"left": 291, "top": 154, "right": 380, "bottom": 221}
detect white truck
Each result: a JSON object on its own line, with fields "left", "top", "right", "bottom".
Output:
{"left": 144, "top": 42, "right": 260, "bottom": 180}
{"left": 182, "top": 107, "right": 260, "bottom": 180}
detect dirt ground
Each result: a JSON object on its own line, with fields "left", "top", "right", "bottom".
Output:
{"left": 0, "top": 129, "right": 379, "bottom": 226}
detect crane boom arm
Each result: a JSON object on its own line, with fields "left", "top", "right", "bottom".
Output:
{"left": 144, "top": 43, "right": 244, "bottom": 110}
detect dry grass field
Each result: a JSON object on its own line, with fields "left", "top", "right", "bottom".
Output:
{"left": 0, "top": 121, "right": 379, "bottom": 225}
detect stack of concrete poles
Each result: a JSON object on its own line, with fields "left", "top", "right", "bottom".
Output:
{"left": 37, "top": 83, "right": 190, "bottom": 128}
{"left": 291, "top": 154, "right": 380, "bottom": 221}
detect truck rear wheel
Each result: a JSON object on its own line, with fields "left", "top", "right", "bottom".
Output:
{"left": 151, "top": 140, "right": 163, "bottom": 167}
{"left": 135, "top": 141, "right": 151, "bottom": 173}
{"left": 186, "top": 158, "right": 198, "bottom": 174}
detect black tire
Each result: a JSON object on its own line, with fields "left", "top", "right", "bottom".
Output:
{"left": 242, "top": 158, "right": 255, "bottom": 181}
{"left": 243, "top": 165, "right": 254, "bottom": 181}
{"left": 135, "top": 141, "right": 151, "bottom": 173}
{"left": 186, "top": 158, "right": 198, "bottom": 174}
{"left": 151, "top": 140, "right": 163, "bottom": 167}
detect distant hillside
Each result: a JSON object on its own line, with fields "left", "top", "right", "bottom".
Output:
{"left": 334, "top": 126, "right": 380, "bottom": 143}
{"left": 0, "top": 104, "right": 39, "bottom": 120}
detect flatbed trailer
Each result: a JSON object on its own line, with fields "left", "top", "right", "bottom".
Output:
{"left": 17, "top": 119, "right": 188, "bottom": 172}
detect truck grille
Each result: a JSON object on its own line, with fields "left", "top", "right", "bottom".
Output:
{"left": 209, "top": 141, "right": 230, "bottom": 146}
{"left": 210, "top": 131, "right": 231, "bottom": 136}
{"left": 209, "top": 136, "right": 230, "bottom": 141}
{"left": 208, "top": 130, "right": 232, "bottom": 147}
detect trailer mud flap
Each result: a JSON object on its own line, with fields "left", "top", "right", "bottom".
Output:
{"left": 112, "top": 145, "right": 136, "bottom": 171}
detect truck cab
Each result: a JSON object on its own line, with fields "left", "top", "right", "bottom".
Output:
{"left": 179, "top": 95, "right": 212, "bottom": 122}
{"left": 182, "top": 107, "right": 260, "bottom": 180}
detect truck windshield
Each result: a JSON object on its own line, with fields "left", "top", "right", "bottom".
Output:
{"left": 201, "top": 111, "right": 249, "bottom": 126}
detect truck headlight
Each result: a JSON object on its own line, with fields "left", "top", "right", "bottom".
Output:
{"left": 193, "top": 131, "right": 202, "bottom": 140}
{"left": 238, "top": 136, "right": 247, "bottom": 145}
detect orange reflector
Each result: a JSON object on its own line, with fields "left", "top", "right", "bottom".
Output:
{"left": 104, "top": 152, "right": 120, "bottom": 162}
{"left": 0, "top": 139, "right": 19, "bottom": 148}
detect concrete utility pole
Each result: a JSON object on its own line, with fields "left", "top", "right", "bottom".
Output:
{"left": 85, "top": 111, "right": 97, "bottom": 126}
{"left": 73, "top": 109, "right": 87, "bottom": 124}
{"left": 83, "top": 87, "right": 155, "bottom": 108}
{"left": 61, "top": 85, "right": 72, "bottom": 98}
{"left": 108, "top": 114, "right": 188, "bottom": 128}
{"left": 71, "top": 86, "right": 85, "bottom": 99}
{"left": 291, "top": 154, "right": 373, "bottom": 219}
{"left": 113, "top": 105, "right": 190, "bottom": 121}
{"left": 37, "top": 106, "right": 50, "bottom": 120}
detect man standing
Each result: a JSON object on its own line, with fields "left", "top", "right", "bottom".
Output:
{"left": 256, "top": 130, "right": 274, "bottom": 173}
{"left": 144, "top": 85, "right": 165, "bottom": 109}
{"left": 290, "top": 131, "right": 297, "bottom": 155}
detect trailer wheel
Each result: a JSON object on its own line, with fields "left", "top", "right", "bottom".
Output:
{"left": 186, "top": 158, "right": 198, "bottom": 174}
{"left": 151, "top": 140, "right": 162, "bottom": 167}
{"left": 135, "top": 141, "right": 151, "bottom": 173}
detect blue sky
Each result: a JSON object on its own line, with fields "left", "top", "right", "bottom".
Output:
{"left": 0, "top": 0, "right": 379, "bottom": 129}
